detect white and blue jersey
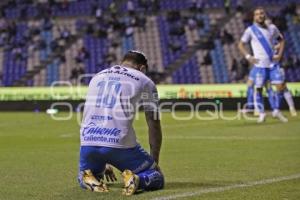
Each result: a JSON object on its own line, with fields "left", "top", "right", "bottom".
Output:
{"left": 78, "top": 65, "right": 164, "bottom": 191}
{"left": 241, "top": 23, "right": 284, "bottom": 86}
{"left": 80, "top": 65, "right": 159, "bottom": 149}
{"left": 241, "top": 23, "right": 280, "bottom": 68}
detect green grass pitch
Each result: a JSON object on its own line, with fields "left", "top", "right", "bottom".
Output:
{"left": 0, "top": 111, "right": 299, "bottom": 200}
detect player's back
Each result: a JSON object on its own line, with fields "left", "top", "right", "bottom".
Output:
{"left": 80, "top": 65, "right": 156, "bottom": 149}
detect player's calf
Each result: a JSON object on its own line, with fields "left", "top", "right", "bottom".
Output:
{"left": 254, "top": 87, "right": 265, "bottom": 113}
{"left": 283, "top": 86, "right": 297, "bottom": 117}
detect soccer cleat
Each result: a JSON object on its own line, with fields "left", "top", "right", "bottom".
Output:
{"left": 257, "top": 113, "right": 266, "bottom": 123}
{"left": 122, "top": 169, "right": 139, "bottom": 196}
{"left": 82, "top": 170, "right": 109, "bottom": 192}
{"left": 289, "top": 107, "right": 297, "bottom": 117}
{"left": 272, "top": 110, "right": 288, "bottom": 123}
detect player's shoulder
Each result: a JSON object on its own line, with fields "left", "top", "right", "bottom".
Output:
{"left": 267, "top": 23, "right": 278, "bottom": 29}
{"left": 143, "top": 77, "right": 156, "bottom": 91}
{"left": 90, "top": 68, "right": 109, "bottom": 80}
{"left": 126, "top": 67, "right": 156, "bottom": 89}
{"left": 119, "top": 65, "right": 154, "bottom": 85}
{"left": 268, "top": 23, "right": 277, "bottom": 28}
{"left": 89, "top": 65, "right": 155, "bottom": 87}
{"left": 245, "top": 25, "right": 252, "bottom": 30}
{"left": 243, "top": 26, "right": 252, "bottom": 33}
{"left": 88, "top": 67, "right": 112, "bottom": 85}
{"left": 138, "top": 72, "right": 156, "bottom": 90}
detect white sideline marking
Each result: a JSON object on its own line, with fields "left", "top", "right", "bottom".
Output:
{"left": 152, "top": 173, "right": 300, "bottom": 200}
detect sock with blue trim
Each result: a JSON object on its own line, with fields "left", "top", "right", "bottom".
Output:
{"left": 283, "top": 88, "right": 295, "bottom": 109}
{"left": 274, "top": 90, "right": 284, "bottom": 110}
{"left": 246, "top": 86, "right": 254, "bottom": 109}
{"left": 267, "top": 87, "right": 275, "bottom": 110}
{"left": 254, "top": 88, "right": 264, "bottom": 113}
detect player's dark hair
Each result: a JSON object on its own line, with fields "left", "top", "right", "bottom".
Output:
{"left": 122, "top": 50, "right": 148, "bottom": 71}
{"left": 253, "top": 6, "right": 265, "bottom": 14}
{"left": 252, "top": 6, "right": 268, "bottom": 17}
{"left": 251, "top": 6, "right": 268, "bottom": 21}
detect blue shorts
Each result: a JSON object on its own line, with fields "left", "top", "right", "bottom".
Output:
{"left": 249, "top": 66, "right": 284, "bottom": 87}
{"left": 79, "top": 145, "right": 156, "bottom": 174}
{"left": 249, "top": 67, "right": 269, "bottom": 88}
{"left": 269, "top": 65, "right": 285, "bottom": 84}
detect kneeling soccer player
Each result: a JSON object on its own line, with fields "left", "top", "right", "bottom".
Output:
{"left": 78, "top": 50, "right": 164, "bottom": 195}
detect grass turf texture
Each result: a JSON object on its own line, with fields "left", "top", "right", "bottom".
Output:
{"left": 0, "top": 111, "right": 299, "bottom": 200}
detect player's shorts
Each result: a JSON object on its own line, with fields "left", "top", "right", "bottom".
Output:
{"left": 249, "top": 67, "right": 269, "bottom": 88}
{"left": 269, "top": 64, "right": 285, "bottom": 84}
{"left": 79, "top": 144, "right": 156, "bottom": 175}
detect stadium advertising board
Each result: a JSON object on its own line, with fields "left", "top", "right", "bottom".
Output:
{"left": 0, "top": 83, "right": 300, "bottom": 101}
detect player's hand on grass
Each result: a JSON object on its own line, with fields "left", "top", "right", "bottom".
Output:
{"left": 104, "top": 164, "right": 117, "bottom": 182}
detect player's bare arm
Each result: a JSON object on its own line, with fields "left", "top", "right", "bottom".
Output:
{"left": 145, "top": 111, "right": 162, "bottom": 165}
{"left": 273, "top": 34, "right": 285, "bottom": 62}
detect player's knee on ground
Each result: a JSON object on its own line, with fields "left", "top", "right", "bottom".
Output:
{"left": 138, "top": 169, "right": 165, "bottom": 191}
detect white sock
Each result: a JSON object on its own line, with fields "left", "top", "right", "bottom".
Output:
{"left": 284, "top": 89, "right": 295, "bottom": 109}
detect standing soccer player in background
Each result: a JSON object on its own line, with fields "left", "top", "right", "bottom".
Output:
{"left": 78, "top": 51, "right": 164, "bottom": 195}
{"left": 271, "top": 40, "right": 297, "bottom": 117}
{"left": 238, "top": 7, "right": 288, "bottom": 123}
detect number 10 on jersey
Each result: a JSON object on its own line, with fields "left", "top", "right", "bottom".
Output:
{"left": 96, "top": 80, "right": 122, "bottom": 108}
